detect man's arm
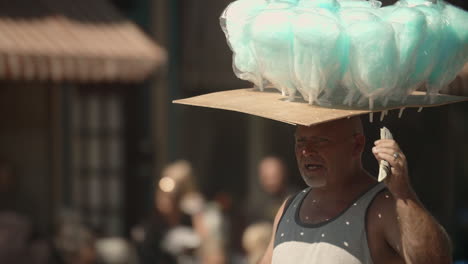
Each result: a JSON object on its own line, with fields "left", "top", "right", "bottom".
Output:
{"left": 257, "top": 199, "right": 287, "bottom": 264}
{"left": 372, "top": 139, "right": 452, "bottom": 264}
{"left": 394, "top": 190, "right": 451, "bottom": 263}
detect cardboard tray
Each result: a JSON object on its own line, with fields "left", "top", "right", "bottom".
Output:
{"left": 173, "top": 88, "right": 468, "bottom": 126}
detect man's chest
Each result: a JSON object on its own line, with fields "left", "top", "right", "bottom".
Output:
{"left": 298, "top": 198, "right": 351, "bottom": 224}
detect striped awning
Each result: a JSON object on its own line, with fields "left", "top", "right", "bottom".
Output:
{"left": 0, "top": 0, "right": 166, "bottom": 83}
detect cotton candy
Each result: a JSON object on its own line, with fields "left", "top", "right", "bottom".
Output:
{"left": 347, "top": 18, "right": 399, "bottom": 108}
{"left": 300, "top": 0, "right": 340, "bottom": 11}
{"left": 427, "top": 3, "right": 468, "bottom": 101}
{"left": 339, "top": 9, "right": 381, "bottom": 106}
{"left": 426, "top": 5, "right": 460, "bottom": 100}
{"left": 384, "top": 7, "right": 427, "bottom": 102}
{"left": 399, "top": 4, "right": 442, "bottom": 96}
{"left": 398, "top": 0, "right": 437, "bottom": 7}
{"left": 338, "top": 0, "right": 381, "bottom": 9}
{"left": 220, "top": 0, "right": 468, "bottom": 109}
{"left": 221, "top": 0, "right": 267, "bottom": 89}
{"left": 250, "top": 2, "right": 297, "bottom": 97}
{"left": 293, "top": 6, "right": 345, "bottom": 105}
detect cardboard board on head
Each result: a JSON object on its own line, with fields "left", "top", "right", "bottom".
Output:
{"left": 173, "top": 88, "right": 468, "bottom": 126}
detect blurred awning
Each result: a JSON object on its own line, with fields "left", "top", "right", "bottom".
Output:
{"left": 0, "top": 0, "right": 166, "bottom": 83}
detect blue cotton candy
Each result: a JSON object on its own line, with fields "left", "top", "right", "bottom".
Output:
{"left": 338, "top": 0, "right": 381, "bottom": 9}
{"left": 220, "top": 0, "right": 468, "bottom": 109}
{"left": 250, "top": 3, "right": 297, "bottom": 97}
{"left": 293, "top": 7, "right": 344, "bottom": 105}
{"left": 339, "top": 10, "right": 381, "bottom": 106}
{"left": 347, "top": 18, "right": 399, "bottom": 108}
{"left": 397, "top": 4, "right": 442, "bottom": 95}
{"left": 443, "top": 4, "right": 468, "bottom": 81}
{"left": 338, "top": 0, "right": 372, "bottom": 8}
{"left": 299, "top": 0, "right": 340, "bottom": 12}
{"left": 426, "top": 15, "right": 458, "bottom": 99}
{"left": 427, "top": 3, "right": 468, "bottom": 100}
{"left": 221, "top": 0, "right": 267, "bottom": 88}
{"left": 384, "top": 7, "right": 427, "bottom": 101}
{"left": 276, "top": 0, "right": 299, "bottom": 4}
{"left": 398, "top": 0, "right": 436, "bottom": 7}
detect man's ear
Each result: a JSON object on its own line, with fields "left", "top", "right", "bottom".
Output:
{"left": 352, "top": 133, "right": 366, "bottom": 156}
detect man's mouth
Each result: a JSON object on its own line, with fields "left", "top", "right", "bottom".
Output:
{"left": 304, "top": 163, "right": 324, "bottom": 171}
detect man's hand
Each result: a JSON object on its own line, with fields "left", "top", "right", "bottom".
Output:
{"left": 372, "top": 139, "right": 414, "bottom": 198}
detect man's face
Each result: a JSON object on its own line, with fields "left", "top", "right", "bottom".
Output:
{"left": 295, "top": 121, "right": 359, "bottom": 187}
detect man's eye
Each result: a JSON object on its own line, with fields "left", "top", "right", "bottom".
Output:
{"left": 315, "top": 138, "right": 330, "bottom": 145}
{"left": 295, "top": 142, "right": 305, "bottom": 148}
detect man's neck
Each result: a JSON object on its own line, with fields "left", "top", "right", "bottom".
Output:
{"left": 312, "top": 168, "right": 375, "bottom": 201}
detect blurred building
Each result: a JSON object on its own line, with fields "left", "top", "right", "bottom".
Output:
{"left": 0, "top": 0, "right": 166, "bottom": 236}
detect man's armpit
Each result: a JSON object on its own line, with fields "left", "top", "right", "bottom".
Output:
{"left": 366, "top": 191, "right": 403, "bottom": 258}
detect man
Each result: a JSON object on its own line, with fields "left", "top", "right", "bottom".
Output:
{"left": 259, "top": 117, "right": 451, "bottom": 264}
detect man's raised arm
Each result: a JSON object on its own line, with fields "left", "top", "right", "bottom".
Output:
{"left": 373, "top": 139, "right": 452, "bottom": 264}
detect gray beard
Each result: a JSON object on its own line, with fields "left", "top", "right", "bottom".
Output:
{"left": 301, "top": 173, "right": 327, "bottom": 188}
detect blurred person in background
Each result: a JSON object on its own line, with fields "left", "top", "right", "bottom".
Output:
{"left": 0, "top": 211, "right": 56, "bottom": 264}
{"left": 0, "top": 161, "right": 38, "bottom": 224}
{"left": 0, "top": 161, "right": 58, "bottom": 264}
{"left": 242, "top": 222, "right": 272, "bottom": 264}
{"left": 241, "top": 157, "right": 297, "bottom": 263}
{"left": 95, "top": 237, "right": 139, "bottom": 264}
{"left": 55, "top": 210, "right": 140, "bottom": 264}
{"left": 132, "top": 160, "right": 201, "bottom": 264}
{"left": 192, "top": 191, "right": 233, "bottom": 264}
{"left": 247, "top": 156, "right": 296, "bottom": 224}
{"left": 54, "top": 210, "right": 97, "bottom": 264}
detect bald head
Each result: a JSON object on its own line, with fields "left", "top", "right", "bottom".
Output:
{"left": 297, "top": 116, "right": 363, "bottom": 138}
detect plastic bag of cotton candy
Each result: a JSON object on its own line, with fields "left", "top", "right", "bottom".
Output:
{"left": 220, "top": 0, "right": 468, "bottom": 109}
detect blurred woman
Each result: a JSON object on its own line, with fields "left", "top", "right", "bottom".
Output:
{"left": 133, "top": 160, "right": 201, "bottom": 264}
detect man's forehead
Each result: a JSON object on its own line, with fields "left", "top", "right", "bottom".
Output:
{"left": 295, "top": 117, "right": 362, "bottom": 137}
{"left": 295, "top": 123, "right": 339, "bottom": 138}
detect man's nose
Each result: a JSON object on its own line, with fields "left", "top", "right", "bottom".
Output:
{"left": 301, "top": 144, "right": 318, "bottom": 156}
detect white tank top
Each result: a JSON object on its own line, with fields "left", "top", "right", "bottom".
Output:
{"left": 272, "top": 182, "right": 386, "bottom": 264}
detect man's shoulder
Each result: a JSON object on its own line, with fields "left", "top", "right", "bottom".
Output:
{"left": 276, "top": 187, "right": 308, "bottom": 218}
{"left": 368, "top": 189, "right": 396, "bottom": 212}
{"left": 366, "top": 188, "right": 399, "bottom": 243}
{"left": 365, "top": 189, "right": 402, "bottom": 263}
{"left": 285, "top": 187, "right": 308, "bottom": 204}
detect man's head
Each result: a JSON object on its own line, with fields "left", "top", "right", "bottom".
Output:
{"left": 295, "top": 117, "right": 365, "bottom": 188}
{"left": 258, "top": 156, "right": 287, "bottom": 195}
